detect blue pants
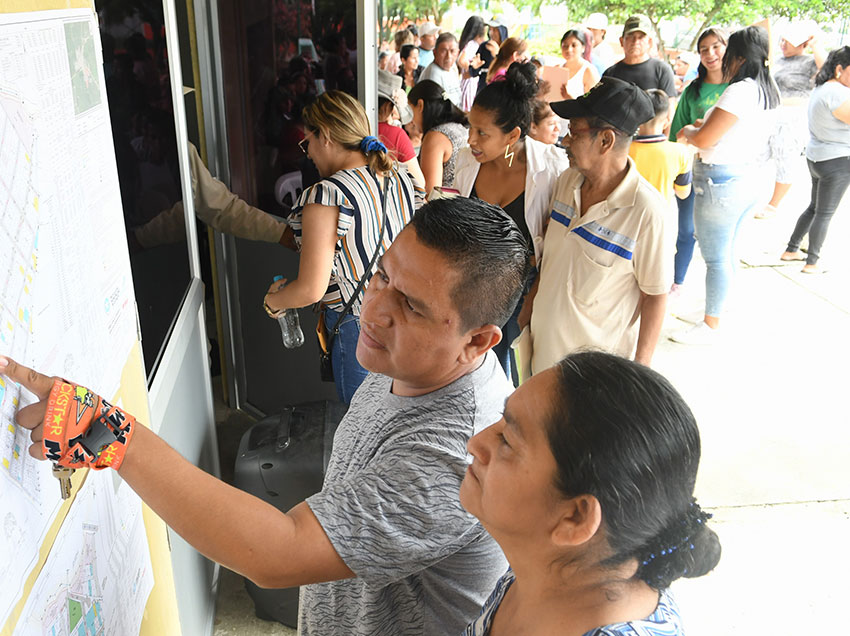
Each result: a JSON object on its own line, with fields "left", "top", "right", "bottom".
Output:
{"left": 693, "top": 160, "right": 757, "bottom": 317}
{"left": 674, "top": 188, "right": 696, "bottom": 285}
{"left": 492, "top": 268, "right": 536, "bottom": 386}
{"left": 324, "top": 308, "right": 369, "bottom": 404}
{"left": 492, "top": 302, "right": 521, "bottom": 386}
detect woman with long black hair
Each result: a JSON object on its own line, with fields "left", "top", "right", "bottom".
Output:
{"left": 672, "top": 26, "right": 779, "bottom": 344}
{"left": 458, "top": 15, "right": 487, "bottom": 111}
{"left": 407, "top": 79, "right": 469, "bottom": 195}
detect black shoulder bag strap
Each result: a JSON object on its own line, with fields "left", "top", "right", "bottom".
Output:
{"left": 326, "top": 171, "right": 391, "bottom": 345}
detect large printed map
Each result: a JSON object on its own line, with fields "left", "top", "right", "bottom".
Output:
{"left": 0, "top": 86, "right": 62, "bottom": 636}
{"left": 14, "top": 474, "right": 153, "bottom": 636}
{"left": 0, "top": 9, "right": 150, "bottom": 635}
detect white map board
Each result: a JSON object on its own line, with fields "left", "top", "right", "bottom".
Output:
{"left": 0, "top": 8, "right": 152, "bottom": 634}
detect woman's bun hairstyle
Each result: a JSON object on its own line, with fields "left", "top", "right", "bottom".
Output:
{"left": 504, "top": 61, "right": 539, "bottom": 101}
{"left": 473, "top": 61, "right": 539, "bottom": 137}
{"left": 635, "top": 500, "right": 722, "bottom": 589}
{"left": 548, "top": 352, "right": 722, "bottom": 590}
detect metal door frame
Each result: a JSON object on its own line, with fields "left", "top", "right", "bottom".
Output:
{"left": 197, "top": 0, "right": 378, "bottom": 414}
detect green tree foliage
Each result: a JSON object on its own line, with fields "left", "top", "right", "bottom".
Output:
{"left": 518, "top": 0, "right": 850, "bottom": 51}
{"left": 381, "top": 0, "right": 454, "bottom": 27}
{"left": 379, "top": 0, "right": 454, "bottom": 43}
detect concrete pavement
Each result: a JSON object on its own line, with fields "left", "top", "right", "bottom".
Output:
{"left": 664, "top": 161, "right": 850, "bottom": 634}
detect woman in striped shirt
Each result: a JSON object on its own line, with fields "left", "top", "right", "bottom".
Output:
{"left": 264, "top": 91, "right": 421, "bottom": 403}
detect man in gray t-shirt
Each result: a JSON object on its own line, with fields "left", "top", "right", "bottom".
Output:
{"left": 294, "top": 198, "right": 529, "bottom": 635}
{"left": 300, "top": 351, "right": 510, "bottom": 634}
{"left": 3, "top": 199, "right": 529, "bottom": 636}
{"left": 774, "top": 54, "right": 819, "bottom": 99}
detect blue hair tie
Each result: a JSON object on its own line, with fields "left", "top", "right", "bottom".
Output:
{"left": 360, "top": 136, "right": 387, "bottom": 154}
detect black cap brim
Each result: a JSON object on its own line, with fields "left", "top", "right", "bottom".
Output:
{"left": 549, "top": 98, "right": 591, "bottom": 120}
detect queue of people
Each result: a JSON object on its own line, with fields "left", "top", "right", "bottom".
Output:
{"left": 35, "top": 12, "right": 847, "bottom": 636}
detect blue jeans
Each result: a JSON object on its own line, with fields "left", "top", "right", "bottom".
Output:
{"left": 492, "top": 268, "right": 536, "bottom": 386}
{"left": 786, "top": 156, "right": 850, "bottom": 266}
{"left": 693, "top": 161, "right": 757, "bottom": 317}
{"left": 492, "top": 302, "right": 521, "bottom": 386}
{"left": 324, "top": 308, "right": 369, "bottom": 404}
{"left": 674, "top": 188, "right": 696, "bottom": 285}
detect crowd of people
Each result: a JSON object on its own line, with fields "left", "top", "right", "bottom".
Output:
{"left": 255, "top": 19, "right": 843, "bottom": 632}
{"left": 13, "top": 10, "right": 849, "bottom": 636}
{"left": 265, "top": 14, "right": 849, "bottom": 384}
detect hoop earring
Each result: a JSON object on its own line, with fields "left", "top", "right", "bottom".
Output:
{"left": 504, "top": 144, "right": 514, "bottom": 168}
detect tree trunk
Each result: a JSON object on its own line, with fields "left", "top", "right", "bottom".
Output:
{"left": 648, "top": 14, "right": 669, "bottom": 62}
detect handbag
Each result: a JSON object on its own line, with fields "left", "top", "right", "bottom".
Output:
{"left": 317, "top": 172, "right": 391, "bottom": 382}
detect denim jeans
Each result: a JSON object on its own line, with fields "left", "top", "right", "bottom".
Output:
{"left": 492, "top": 302, "right": 521, "bottom": 386}
{"left": 324, "top": 307, "right": 369, "bottom": 404}
{"left": 786, "top": 155, "right": 850, "bottom": 266}
{"left": 674, "top": 188, "right": 696, "bottom": 285}
{"left": 492, "top": 267, "right": 536, "bottom": 386}
{"left": 692, "top": 160, "right": 757, "bottom": 317}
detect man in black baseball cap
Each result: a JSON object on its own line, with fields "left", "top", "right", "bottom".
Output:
{"left": 519, "top": 77, "right": 669, "bottom": 373}
{"left": 550, "top": 75, "right": 655, "bottom": 139}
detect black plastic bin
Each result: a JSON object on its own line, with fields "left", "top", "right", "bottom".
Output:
{"left": 233, "top": 401, "right": 347, "bottom": 627}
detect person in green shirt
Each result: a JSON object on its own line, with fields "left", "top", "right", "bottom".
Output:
{"left": 668, "top": 27, "right": 729, "bottom": 295}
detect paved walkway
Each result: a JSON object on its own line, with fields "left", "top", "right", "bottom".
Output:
{"left": 664, "top": 160, "right": 850, "bottom": 634}
{"left": 213, "top": 160, "right": 849, "bottom": 635}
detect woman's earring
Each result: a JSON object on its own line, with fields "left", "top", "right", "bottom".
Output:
{"left": 504, "top": 144, "right": 514, "bottom": 168}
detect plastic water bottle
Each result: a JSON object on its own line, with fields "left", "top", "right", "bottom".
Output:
{"left": 272, "top": 276, "right": 304, "bottom": 349}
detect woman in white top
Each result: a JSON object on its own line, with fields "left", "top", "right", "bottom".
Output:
{"left": 559, "top": 29, "right": 600, "bottom": 99}
{"left": 453, "top": 62, "right": 570, "bottom": 382}
{"left": 672, "top": 26, "right": 779, "bottom": 344}
{"left": 781, "top": 46, "right": 850, "bottom": 273}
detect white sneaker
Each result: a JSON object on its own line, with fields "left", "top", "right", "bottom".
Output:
{"left": 669, "top": 321, "right": 720, "bottom": 345}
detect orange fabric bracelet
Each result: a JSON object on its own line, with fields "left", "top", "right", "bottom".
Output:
{"left": 42, "top": 379, "right": 136, "bottom": 471}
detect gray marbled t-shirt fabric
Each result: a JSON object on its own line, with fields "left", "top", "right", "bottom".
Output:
{"left": 774, "top": 54, "right": 818, "bottom": 99}
{"left": 431, "top": 122, "right": 469, "bottom": 187}
{"left": 299, "top": 351, "right": 511, "bottom": 636}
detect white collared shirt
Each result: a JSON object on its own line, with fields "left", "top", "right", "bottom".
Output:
{"left": 530, "top": 158, "right": 670, "bottom": 373}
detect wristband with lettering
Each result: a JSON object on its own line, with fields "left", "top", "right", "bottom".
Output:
{"left": 42, "top": 379, "right": 136, "bottom": 471}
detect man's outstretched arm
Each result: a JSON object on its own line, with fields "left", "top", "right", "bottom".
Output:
{"left": 0, "top": 356, "right": 353, "bottom": 589}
